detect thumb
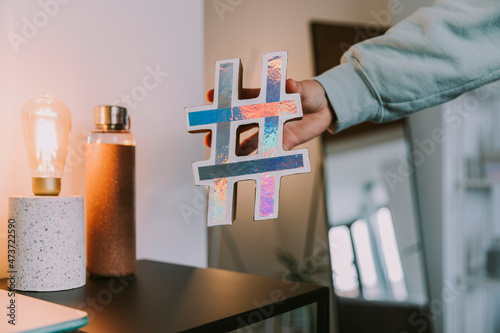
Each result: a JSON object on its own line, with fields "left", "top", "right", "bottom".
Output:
{"left": 286, "top": 78, "right": 301, "bottom": 95}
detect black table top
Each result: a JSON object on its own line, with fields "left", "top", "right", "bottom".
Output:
{"left": 0, "top": 260, "right": 329, "bottom": 332}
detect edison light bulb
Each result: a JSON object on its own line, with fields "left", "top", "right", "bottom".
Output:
{"left": 21, "top": 95, "right": 72, "bottom": 196}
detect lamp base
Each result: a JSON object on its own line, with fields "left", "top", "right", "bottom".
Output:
{"left": 8, "top": 196, "right": 85, "bottom": 291}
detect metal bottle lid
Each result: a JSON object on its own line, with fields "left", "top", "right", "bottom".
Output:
{"left": 94, "top": 105, "right": 130, "bottom": 130}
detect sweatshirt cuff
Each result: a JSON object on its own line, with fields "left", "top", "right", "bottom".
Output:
{"left": 314, "top": 60, "right": 382, "bottom": 132}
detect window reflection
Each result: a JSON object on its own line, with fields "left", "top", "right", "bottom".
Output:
{"left": 328, "top": 207, "right": 408, "bottom": 301}
{"left": 329, "top": 226, "right": 359, "bottom": 297}
{"left": 377, "top": 207, "right": 408, "bottom": 300}
{"left": 352, "top": 219, "right": 379, "bottom": 299}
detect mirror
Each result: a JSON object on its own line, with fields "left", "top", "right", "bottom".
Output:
{"left": 323, "top": 123, "right": 428, "bottom": 303}
{"left": 313, "top": 22, "right": 432, "bottom": 332}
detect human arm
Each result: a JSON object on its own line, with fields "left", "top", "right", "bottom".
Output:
{"left": 316, "top": 0, "right": 500, "bottom": 131}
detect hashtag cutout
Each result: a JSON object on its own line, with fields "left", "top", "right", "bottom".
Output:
{"left": 185, "top": 51, "right": 310, "bottom": 226}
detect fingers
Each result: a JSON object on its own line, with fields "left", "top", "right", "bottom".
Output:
{"left": 240, "top": 88, "right": 260, "bottom": 99}
{"left": 285, "top": 78, "right": 300, "bottom": 94}
{"left": 204, "top": 132, "right": 212, "bottom": 147}
{"left": 206, "top": 89, "right": 214, "bottom": 103}
{"left": 204, "top": 125, "right": 258, "bottom": 152}
{"left": 236, "top": 123, "right": 258, "bottom": 136}
{"left": 236, "top": 133, "right": 259, "bottom": 156}
{"left": 206, "top": 128, "right": 296, "bottom": 152}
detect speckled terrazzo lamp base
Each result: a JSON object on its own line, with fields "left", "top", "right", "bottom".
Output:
{"left": 8, "top": 196, "right": 85, "bottom": 291}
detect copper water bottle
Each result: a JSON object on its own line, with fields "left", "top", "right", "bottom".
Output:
{"left": 86, "top": 106, "right": 136, "bottom": 277}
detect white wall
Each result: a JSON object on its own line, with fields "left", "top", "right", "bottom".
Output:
{"left": 0, "top": 0, "right": 207, "bottom": 277}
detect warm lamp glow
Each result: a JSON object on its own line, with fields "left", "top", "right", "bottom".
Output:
{"left": 21, "top": 95, "right": 72, "bottom": 196}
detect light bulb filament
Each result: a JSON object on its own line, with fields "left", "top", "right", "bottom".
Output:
{"left": 35, "top": 118, "right": 58, "bottom": 177}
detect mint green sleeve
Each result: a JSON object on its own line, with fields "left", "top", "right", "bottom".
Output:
{"left": 315, "top": 0, "right": 500, "bottom": 132}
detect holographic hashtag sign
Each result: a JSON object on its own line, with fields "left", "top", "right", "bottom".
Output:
{"left": 185, "top": 51, "right": 310, "bottom": 226}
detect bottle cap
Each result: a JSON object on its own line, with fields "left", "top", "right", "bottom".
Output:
{"left": 94, "top": 105, "right": 130, "bottom": 130}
